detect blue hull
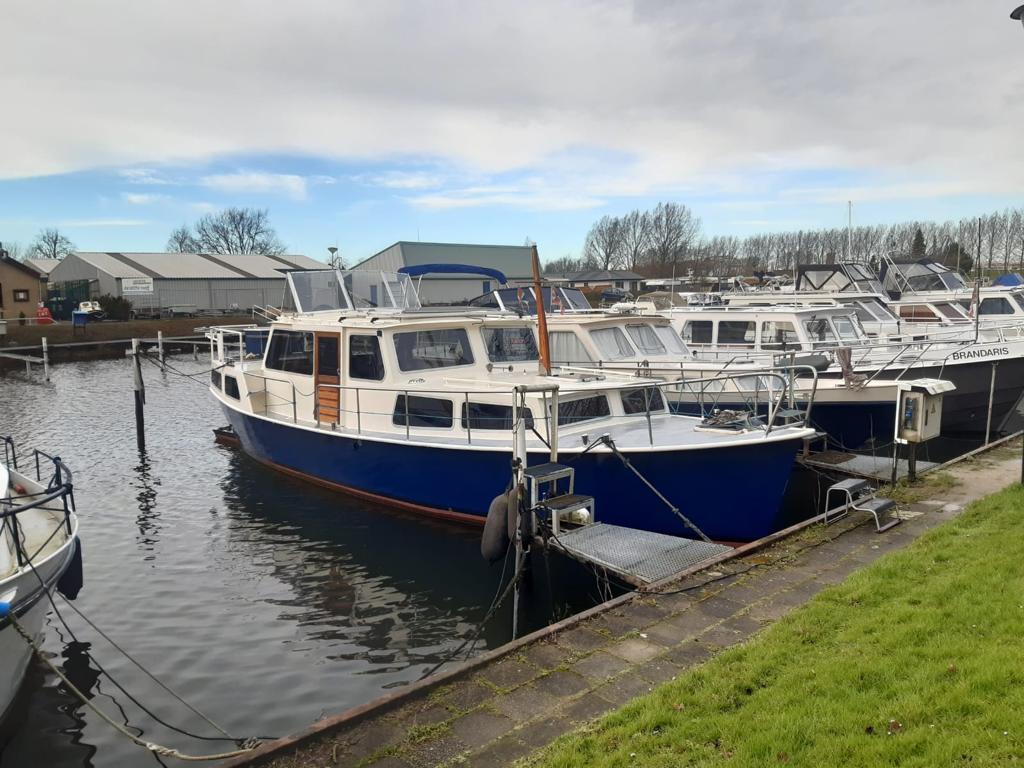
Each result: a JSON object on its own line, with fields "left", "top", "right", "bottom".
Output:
{"left": 224, "top": 408, "right": 806, "bottom": 542}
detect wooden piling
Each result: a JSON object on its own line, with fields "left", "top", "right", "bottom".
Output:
{"left": 131, "top": 338, "right": 146, "bottom": 452}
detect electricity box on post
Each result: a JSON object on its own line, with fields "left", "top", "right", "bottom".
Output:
{"left": 895, "top": 379, "right": 955, "bottom": 444}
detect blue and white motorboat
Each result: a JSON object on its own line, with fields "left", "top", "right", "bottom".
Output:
{"left": 0, "top": 441, "right": 81, "bottom": 719}
{"left": 206, "top": 270, "right": 817, "bottom": 542}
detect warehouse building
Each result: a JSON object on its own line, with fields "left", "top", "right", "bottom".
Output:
{"left": 351, "top": 242, "right": 534, "bottom": 304}
{"left": 49, "top": 251, "right": 324, "bottom": 316}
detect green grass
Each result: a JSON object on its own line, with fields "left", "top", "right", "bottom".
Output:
{"left": 527, "top": 485, "right": 1024, "bottom": 768}
{"left": 880, "top": 471, "right": 958, "bottom": 505}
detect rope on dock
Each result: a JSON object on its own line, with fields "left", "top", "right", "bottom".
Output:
{"left": 8, "top": 615, "right": 260, "bottom": 762}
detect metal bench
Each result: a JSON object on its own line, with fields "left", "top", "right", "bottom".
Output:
{"left": 824, "top": 478, "right": 902, "bottom": 533}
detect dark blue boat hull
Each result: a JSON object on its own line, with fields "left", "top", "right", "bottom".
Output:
{"left": 223, "top": 408, "right": 806, "bottom": 542}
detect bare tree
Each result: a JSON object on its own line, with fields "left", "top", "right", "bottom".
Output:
{"left": 0, "top": 241, "right": 25, "bottom": 261}
{"left": 619, "top": 210, "right": 652, "bottom": 271}
{"left": 172, "top": 208, "right": 285, "bottom": 255}
{"left": 582, "top": 215, "right": 625, "bottom": 271}
{"left": 28, "top": 228, "right": 75, "bottom": 260}
{"left": 167, "top": 224, "right": 200, "bottom": 253}
{"left": 543, "top": 255, "right": 583, "bottom": 275}
{"left": 646, "top": 202, "right": 701, "bottom": 274}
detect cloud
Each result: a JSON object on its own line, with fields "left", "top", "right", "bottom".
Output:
{"left": 59, "top": 218, "right": 148, "bottom": 227}
{"left": 355, "top": 171, "right": 446, "bottom": 190}
{"left": 408, "top": 184, "right": 604, "bottom": 212}
{"left": 200, "top": 172, "right": 308, "bottom": 200}
{"left": 121, "top": 192, "right": 168, "bottom": 205}
{"left": 2, "top": 1, "right": 1024, "bottom": 208}
{"left": 118, "top": 168, "right": 173, "bottom": 185}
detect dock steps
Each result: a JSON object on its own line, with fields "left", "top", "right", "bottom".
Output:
{"left": 547, "top": 523, "right": 733, "bottom": 587}
{"left": 824, "top": 478, "right": 902, "bottom": 533}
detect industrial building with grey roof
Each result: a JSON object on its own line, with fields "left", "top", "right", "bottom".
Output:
{"left": 352, "top": 241, "right": 533, "bottom": 304}
{"left": 49, "top": 251, "right": 325, "bottom": 315}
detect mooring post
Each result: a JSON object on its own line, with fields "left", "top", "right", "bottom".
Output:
{"left": 41, "top": 336, "right": 49, "bottom": 382}
{"left": 131, "top": 338, "right": 146, "bottom": 452}
{"left": 157, "top": 330, "right": 165, "bottom": 370}
{"left": 193, "top": 342, "right": 199, "bottom": 361}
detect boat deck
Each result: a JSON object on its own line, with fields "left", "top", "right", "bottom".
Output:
{"left": 800, "top": 450, "right": 940, "bottom": 481}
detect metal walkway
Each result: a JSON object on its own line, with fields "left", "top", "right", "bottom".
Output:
{"left": 549, "top": 523, "right": 733, "bottom": 587}
{"left": 800, "top": 450, "right": 939, "bottom": 482}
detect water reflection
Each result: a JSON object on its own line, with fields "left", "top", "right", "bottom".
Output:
{"left": 132, "top": 451, "right": 161, "bottom": 558}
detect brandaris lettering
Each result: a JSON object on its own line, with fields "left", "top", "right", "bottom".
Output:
{"left": 951, "top": 347, "right": 1010, "bottom": 361}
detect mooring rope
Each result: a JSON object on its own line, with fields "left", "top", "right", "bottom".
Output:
{"left": 7, "top": 614, "right": 260, "bottom": 762}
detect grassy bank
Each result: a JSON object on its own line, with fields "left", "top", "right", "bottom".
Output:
{"left": 529, "top": 485, "right": 1024, "bottom": 767}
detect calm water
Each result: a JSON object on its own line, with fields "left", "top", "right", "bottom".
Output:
{"left": 0, "top": 358, "right": 608, "bottom": 767}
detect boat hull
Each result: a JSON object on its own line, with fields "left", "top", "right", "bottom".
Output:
{"left": 224, "top": 408, "right": 807, "bottom": 542}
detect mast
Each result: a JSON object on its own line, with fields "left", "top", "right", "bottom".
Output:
{"left": 531, "top": 245, "right": 551, "bottom": 375}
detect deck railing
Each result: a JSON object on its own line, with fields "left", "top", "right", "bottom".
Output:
{"left": 233, "top": 366, "right": 818, "bottom": 448}
{"left": 1, "top": 438, "right": 75, "bottom": 568}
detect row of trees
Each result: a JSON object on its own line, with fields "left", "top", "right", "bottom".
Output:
{"left": 557, "top": 205, "right": 1024, "bottom": 279}
{"left": 2, "top": 228, "right": 76, "bottom": 262}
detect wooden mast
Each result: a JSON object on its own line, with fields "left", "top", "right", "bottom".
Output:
{"left": 531, "top": 245, "right": 551, "bottom": 375}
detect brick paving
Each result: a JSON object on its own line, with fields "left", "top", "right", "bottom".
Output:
{"left": 222, "top": 444, "right": 1021, "bottom": 768}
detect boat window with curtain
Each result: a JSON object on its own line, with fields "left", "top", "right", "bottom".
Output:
{"left": 393, "top": 329, "right": 474, "bottom": 371}
{"left": 653, "top": 325, "right": 688, "bottom": 355}
{"left": 590, "top": 328, "right": 636, "bottom": 360}
{"left": 549, "top": 332, "right": 593, "bottom": 364}
{"left": 625, "top": 324, "right": 666, "bottom": 355}
{"left": 349, "top": 335, "right": 385, "bottom": 380}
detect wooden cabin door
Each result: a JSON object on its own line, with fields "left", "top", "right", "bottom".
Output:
{"left": 314, "top": 332, "right": 341, "bottom": 425}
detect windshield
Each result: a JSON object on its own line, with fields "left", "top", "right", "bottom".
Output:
{"left": 497, "top": 287, "right": 536, "bottom": 314}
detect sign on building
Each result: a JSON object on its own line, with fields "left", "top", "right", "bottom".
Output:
{"left": 122, "top": 277, "right": 154, "bottom": 294}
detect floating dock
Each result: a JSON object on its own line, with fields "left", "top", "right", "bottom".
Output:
{"left": 800, "top": 449, "right": 939, "bottom": 482}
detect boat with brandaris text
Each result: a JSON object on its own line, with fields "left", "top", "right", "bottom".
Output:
{"left": 205, "top": 266, "right": 817, "bottom": 542}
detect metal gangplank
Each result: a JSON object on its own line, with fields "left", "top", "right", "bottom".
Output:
{"left": 518, "top": 437, "right": 732, "bottom": 589}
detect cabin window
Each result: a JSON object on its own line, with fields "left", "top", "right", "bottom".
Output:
{"left": 349, "top": 335, "right": 385, "bottom": 380}
{"left": 590, "top": 328, "right": 635, "bottom": 360}
{"left": 625, "top": 324, "right": 666, "bottom": 355}
{"left": 13, "top": 289, "right": 29, "bottom": 302}
{"left": 682, "top": 320, "right": 713, "bottom": 344}
{"left": 393, "top": 329, "right": 473, "bottom": 371}
{"left": 223, "top": 375, "right": 240, "bottom": 400}
{"left": 832, "top": 316, "right": 863, "bottom": 342}
{"left": 898, "top": 305, "right": 939, "bottom": 322}
{"left": 482, "top": 327, "right": 538, "bottom": 363}
{"left": 1014, "top": 294, "right": 1024, "bottom": 312}
{"left": 561, "top": 288, "right": 591, "bottom": 310}
{"left": 805, "top": 318, "right": 840, "bottom": 344}
{"left": 392, "top": 395, "right": 454, "bottom": 428}
{"left": 211, "top": 370, "right": 222, "bottom": 389}
{"left": 497, "top": 287, "right": 537, "bottom": 314}
{"left": 979, "top": 297, "right": 1014, "bottom": 316}
{"left": 468, "top": 292, "right": 501, "bottom": 309}
{"left": 759, "top": 321, "right": 799, "bottom": 350}
{"left": 461, "top": 402, "right": 534, "bottom": 430}
{"left": 557, "top": 395, "right": 610, "bottom": 425}
{"left": 265, "top": 330, "right": 314, "bottom": 375}
{"left": 849, "top": 302, "right": 878, "bottom": 323}
{"left": 621, "top": 387, "right": 666, "bottom": 415}
{"left": 718, "top": 321, "right": 756, "bottom": 347}
{"left": 549, "top": 331, "right": 593, "bottom": 364}
{"left": 653, "top": 325, "right": 689, "bottom": 354}
{"left": 935, "top": 302, "right": 966, "bottom": 319}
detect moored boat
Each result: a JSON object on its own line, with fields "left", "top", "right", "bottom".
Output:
{"left": 206, "top": 269, "right": 817, "bottom": 541}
